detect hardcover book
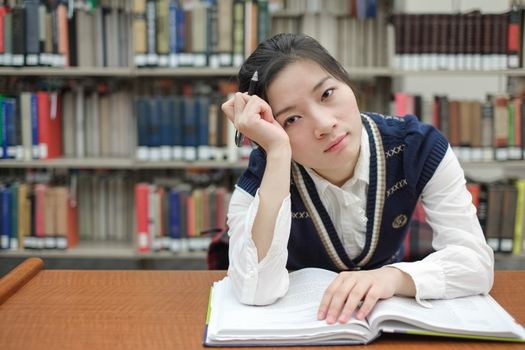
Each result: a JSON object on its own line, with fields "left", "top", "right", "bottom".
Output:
{"left": 204, "top": 268, "right": 525, "bottom": 346}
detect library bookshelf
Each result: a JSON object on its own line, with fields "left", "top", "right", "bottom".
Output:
{"left": 1, "top": 0, "right": 524, "bottom": 272}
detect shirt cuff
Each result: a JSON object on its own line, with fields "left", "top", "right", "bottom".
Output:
{"left": 388, "top": 261, "right": 445, "bottom": 307}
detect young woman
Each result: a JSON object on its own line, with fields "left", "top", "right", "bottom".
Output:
{"left": 221, "top": 33, "right": 494, "bottom": 325}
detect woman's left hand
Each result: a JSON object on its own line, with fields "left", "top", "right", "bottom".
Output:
{"left": 317, "top": 267, "right": 415, "bottom": 324}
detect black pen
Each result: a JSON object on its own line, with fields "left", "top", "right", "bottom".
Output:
{"left": 235, "top": 70, "right": 258, "bottom": 147}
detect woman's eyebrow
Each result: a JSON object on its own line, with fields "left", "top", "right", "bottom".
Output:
{"left": 312, "top": 76, "right": 331, "bottom": 93}
{"left": 273, "top": 76, "right": 332, "bottom": 119}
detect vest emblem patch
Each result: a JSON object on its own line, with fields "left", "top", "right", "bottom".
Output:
{"left": 392, "top": 214, "right": 408, "bottom": 229}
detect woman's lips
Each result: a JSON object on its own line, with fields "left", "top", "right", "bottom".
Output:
{"left": 324, "top": 133, "right": 348, "bottom": 152}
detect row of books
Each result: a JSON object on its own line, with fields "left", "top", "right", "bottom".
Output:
{"left": 0, "top": 89, "right": 133, "bottom": 160}
{"left": 0, "top": 181, "right": 78, "bottom": 251}
{"left": 0, "top": 85, "right": 236, "bottom": 162}
{"left": 0, "top": 92, "right": 63, "bottom": 161}
{"left": 0, "top": 172, "right": 233, "bottom": 253}
{"left": 391, "top": 6, "right": 525, "bottom": 71}
{"left": 1, "top": 176, "right": 524, "bottom": 258}
{"left": 0, "top": 0, "right": 271, "bottom": 69}
{"left": 271, "top": 0, "right": 390, "bottom": 68}
{"left": 132, "top": 0, "right": 271, "bottom": 68}
{"left": 481, "top": 180, "right": 525, "bottom": 254}
{"left": 0, "top": 0, "right": 132, "bottom": 68}
{"left": 0, "top": 0, "right": 69, "bottom": 67}
{"left": 135, "top": 182, "right": 231, "bottom": 253}
{"left": 3, "top": 88, "right": 525, "bottom": 164}
{"left": 1, "top": 0, "right": 390, "bottom": 70}
{"left": 392, "top": 93, "right": 525, "bottom": 161}
{"left": 135, "top": 94, "right": 230, "bottom": 162}
{"left": 399, "top": 179, "right": 525, "bottom": 262}
{"left": 76, "top": 172, "right": 135, "bottom": 245}
{"left": 9, "top": 1, "right": 525, "bottom": 72}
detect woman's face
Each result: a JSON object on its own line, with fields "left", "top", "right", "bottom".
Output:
{"left": 266, "top": 59, "right": 363, "bottom": 186}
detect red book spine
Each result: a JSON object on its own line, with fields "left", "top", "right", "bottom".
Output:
{"left": 135, "top": 183, "right": 150, "bottom": 253}
{"left": 37, "top": 92, "right": 51, "bottom": 159}
{"left": 47, "top": 92, "right": 63, "bottom": 158}
{"left": 0, "top": 6, "right": 6, "bottom": 53}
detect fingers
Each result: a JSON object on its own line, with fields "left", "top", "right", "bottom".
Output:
{"left": 233, "top": 92, "right": 247, "bottom": 117}
{"left": 318, "top": 272, "right": 387, "bottom": 324}
{"left": 221, "top": 92, "right": 248, "bottom": 122}
{"left": 318, "top": 274, "right": 358, "bottom": 324}
{"left": 221, "top": 93, "right": 271, "bottom": 124}
{"left": 356, "top": 286, "right": 381, "bottom": 320}
{"left": 338, "top": 282, "right": 370, "bottom": 323}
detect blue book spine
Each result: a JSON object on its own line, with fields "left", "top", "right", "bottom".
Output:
{"left": 135, "top": 97, "right": 150, "bottom": 160}
{"left": 175, "top": 4, "right": 185, "bottom": 53}
{"left": 1, "top": 97, "right": 6, "bottom": 159}
{"left": 169, "top": 189, "right": 181, "bottom": 240}
{"left": 366, "top": 0, "right": 376, "bottom": 18}
{"left": 172, "top": 96, "right": 184, "bottom": 159}
{"left": 5, "top": 97, "right": 17, "bottom": 159}
{"left": 168, "top": 0, "right": 178, "bottom": 54}
{"left": 183, "top": 96, "right": 197, "bottom": 160}
{"left": 31, "top": 93, "right": 39, "bottom": 159}
{"left": 197, "top": 95, "right": 210, "bottom": 160}
{"left": 159, "top": 97, "right": 171, "bottom": 148}
{"left": 148, "top": 98, "right": 162, "bottom": 160}
{"left": 1, "top": 186, "right": 11, "bottom": 249}
{"left": 165, "top": 97, "right": 176, "bottom": 148}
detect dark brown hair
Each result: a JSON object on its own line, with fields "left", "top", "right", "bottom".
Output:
{"left": 238, "top": 33, "right": 353, "bottom": 101}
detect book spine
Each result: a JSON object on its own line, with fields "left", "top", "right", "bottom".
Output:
{"left": 135, "top": 183, "right": 150, "bottom": 253}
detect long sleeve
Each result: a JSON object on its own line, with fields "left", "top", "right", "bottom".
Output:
{"left": 390, "top": 147, "right": 495, "bottom": 301}
{"left": 226, "top": 186, "right": 291, "bottom": 305}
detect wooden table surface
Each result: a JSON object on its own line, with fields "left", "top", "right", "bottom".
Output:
{"left": 0, "top": 258, "right": 524, "bottom": 350}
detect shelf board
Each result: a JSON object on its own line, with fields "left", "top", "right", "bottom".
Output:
{"left": 2, "top": 66, "right": 525, "bottom": 78}
{"left": 384, "top": 69, "right": 525, "bottom": 77}
{"left": 0, "top": 67, "right": 134, "bottom": 77}
{"left": 494, "top": 253, "right": 525, "bottom": 270}
{"left": 0, "top": 158, "right": 249, "bottom": 169}
{"left": 0, "top": 158, "right": 135, "bottom": 169}
{"left": 133, "top": 159, "right": 248, "bottom": 169}
{"left": 0, "top": 66, "right": 238, "bottom": 78}
{"left": 461, "top": 161, "right": 525, "bottom": 182}
{"left": 134, "top": 67, "right": 238, "bottom": 77}
{"left": 0, "top": 241, "right": 207, "bottom": 260}
{"left": 1, "top": 158, "right": 523, "bottom": 173}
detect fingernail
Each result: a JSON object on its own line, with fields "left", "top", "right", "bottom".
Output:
{"left": 338, "top": 314, "right": 348, "bottom": 323}
{"left": 317, "top": 311, "right": 325, "bottom": 320}
{"left": 357, "top": 311, "right": 365, "bottom": 320}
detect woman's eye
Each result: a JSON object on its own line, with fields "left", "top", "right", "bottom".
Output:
{"left": 321, "top": 88, "right": 334, "bottom": 100}
{"left": 284, "top": 115, "right": 300, "bottom": 126}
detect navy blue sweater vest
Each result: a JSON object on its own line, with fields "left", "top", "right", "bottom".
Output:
{"left": 236, "top": 113, "right": 449, "bottom": 272}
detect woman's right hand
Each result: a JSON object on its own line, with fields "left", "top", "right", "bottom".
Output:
{"left": 221, "top": 92, "right": 290, "bottom": 153}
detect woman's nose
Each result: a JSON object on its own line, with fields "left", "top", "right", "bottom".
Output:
{"left": 313, "top": 113, "right": 337, "bottom": 138}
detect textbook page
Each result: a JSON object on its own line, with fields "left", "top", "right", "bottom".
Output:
{"left": 368, "top": 294, "right": 525, "bottom": 340}
{"left": 206, "top": 268, "right": 375, "bottom": 345}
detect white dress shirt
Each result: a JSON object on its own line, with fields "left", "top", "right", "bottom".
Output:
{"left": 227, "top": 128, "right": 495, "bottom": 306}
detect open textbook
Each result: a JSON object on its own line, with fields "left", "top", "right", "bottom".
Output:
{"left": 204, "top": 268, "right": 525, "bottom": 346}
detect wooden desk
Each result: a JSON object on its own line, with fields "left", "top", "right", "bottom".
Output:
{"left": 0, "top": 258, "right": 524, "bottom": 350}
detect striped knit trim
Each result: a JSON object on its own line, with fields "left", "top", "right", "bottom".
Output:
{"left": 291, "top": 162, "right": 350, "bottom": 270}
{"left": 357, "top": 114, "right": 386, "bottom": 267}
{"left": 418, "top": 134, "right": 449, "bottom": 194}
